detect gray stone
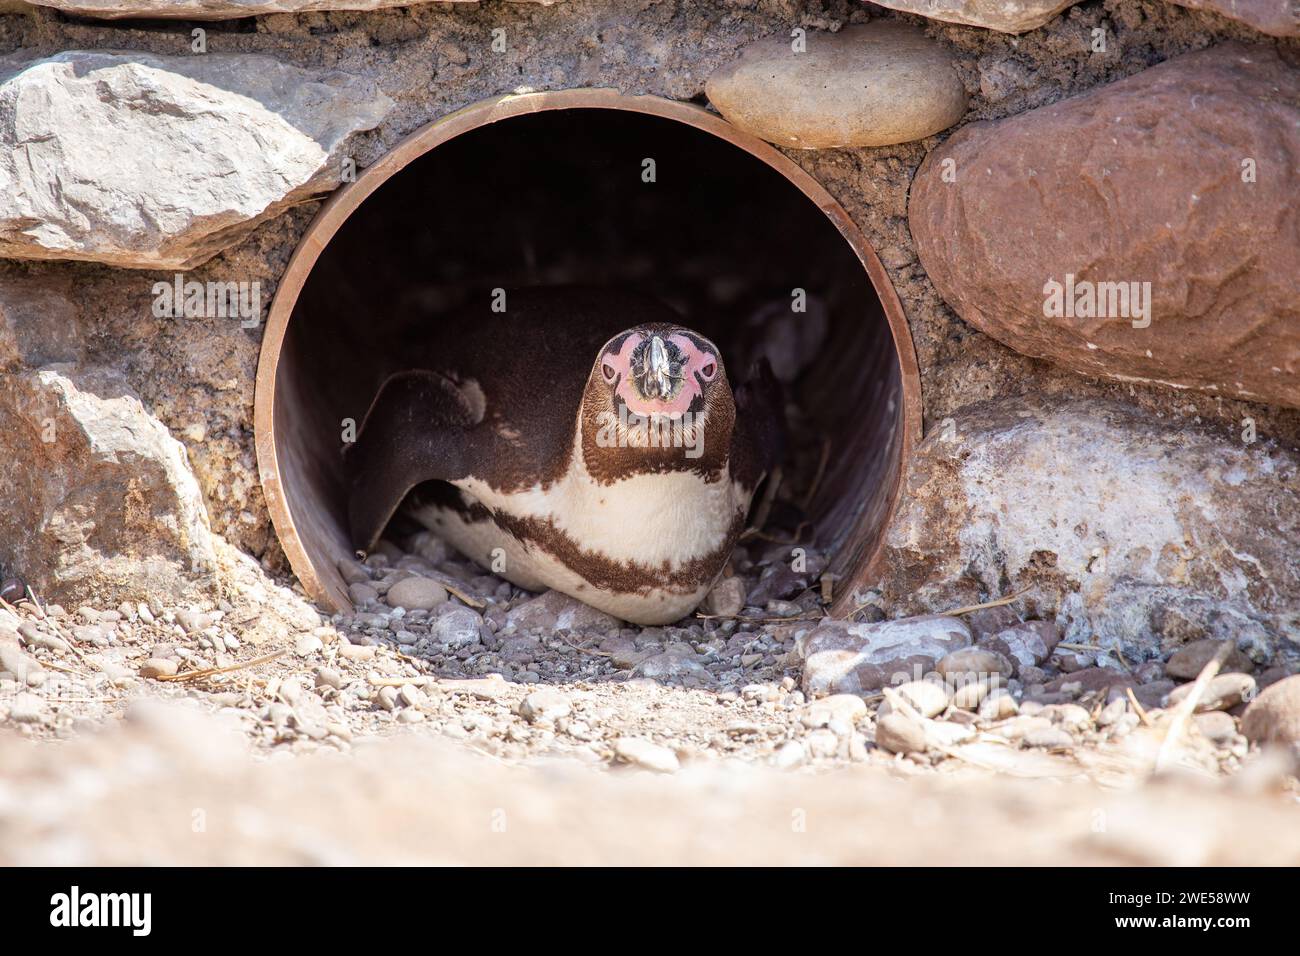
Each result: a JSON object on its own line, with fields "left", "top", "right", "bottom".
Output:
{"left": 1167, "top": 640, "right": 1254, "bottom": 681}
{"left": 1165, "top": 0, "right": 1298, "bottom": 36}
{"left": 874, "top": 713, "right": 928, "bottom": 755}
{"left": 797, "top": 615, "right": 971, "bottom": 695}
{"left": 705, "top": 23, "right": 966, "bottom": 149}
{"left": 385, "top": 577, "right": 447, "bottom": 611}
{"left": 0, "top": 367, "right": 216, "bottom": 606}
{"left": 863, "top": 0, "right": 1076, "bottom": 33}
{"left": 0, "top": 50, "right": 392, "bottom": 268}
{"left": 430, "top": 606, "right": 484, "bottom": 648}
{"left": 139, "top": 658, "right": 179, "bottom": 679}
{"left": 878, "top": 396, "right": 1300, "bottom": 663}
{"left": 506, "top": 589, "right": 622, "bottom": 633}
{"left": 518, "top": 687, "right": 571, "bottom": 724}
{"left": 698, "top": 576, "right": 745, "bottom": 618}
{"left": 1023, "top": 726, "right": 1075, "bottom": 750}
{"left": 1167, "top": 673, "right": 1256, "bottom": 712}
{"left": 613, "top": 737, "right": 680, "bottom": 774}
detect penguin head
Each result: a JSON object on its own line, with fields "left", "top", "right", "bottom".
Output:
{"left": 581, "top": 324, "right": 736, "bottom": 476}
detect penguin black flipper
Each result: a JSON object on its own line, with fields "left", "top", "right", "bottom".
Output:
{"left": 344, "top": 369, "right": 485, "bottom": 554}
{"left": 730, "top": 356, "right": 787, "bottom": 492}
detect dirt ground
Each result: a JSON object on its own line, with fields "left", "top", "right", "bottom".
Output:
{"left": 3, "top": 526, "right": 1298, "bottom": 865}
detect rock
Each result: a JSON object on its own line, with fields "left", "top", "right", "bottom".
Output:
{"left": 978, "top": 622, "right": 1060, "bottom": 676}
{"left": 0, "top": 642, "right": 43, "bottom": 684}
{"left": 0, "top": 50, "right": 392, "bottom": 269}
{"left": 699, "top": 576, "right": 745, "bottom": 618}
{"left": 877, "top": 395, "right": 1300, "bottom": 663}
{"left": 910, "top": 44, "right": 1300, "bottom": 411}
{"left": 745, "top": 564, "right": 808, "bottom": 607}
{"left": 294, "top": 634, "right": 324, "bottom": 657}
{"left": 0, "top": 273, "right": 83, "bottom": 373}
{"left": 1167, "top": 673, "right": 1256, "bottom": 712}
{"left": 705, "top": 23, "right": 966, "bottom": 149}
{"left": 348, "top": 583, "right": 379, "bottom": 606}
{"left": 7, "top": 691, "right": 47, "bottom": 723}
{"left": 0, "top": 367, "right": 217, "bottom": 606}
{"left": 979, "top": 690, "right": 1019, "bottom": 720}
{"left": 875, "top": 713, "right": 928, "bottom": 755}
{"left": 1241, "top": 676, "right": 1300, "bottom": 745}
{"left": 936, "top": 647, "right": 1012, "bottom": 683}
{"left": 797, "top": 615, "right": 971, "bottom": 695}
{"left": 772, "top": 740, "right": 807, "bottom": 770}
{"left": 805, "top": 729, "right": 840, "bottom": 759}
{"left": 506, "top": 589, "right": 622, "bottom": 633}
{"left": 1041, "top": 703, "right": 1091, "bottom": 731}
{"left": 1166, "top": 0, "right": 1298, "bottom": 36}
{"left": 864, "top": 0, "right": 1076, "bottom": 33}
{"left": 613, "top": 737, "right": 680, "bottom": 774}
{"left": 518, "top": 688, "right": 571, "bottom": 724}
{"left": 951, "top": 680, "right": 992, "bottom": 710}
{"left": 1193, "top": 711, "right": 1238, "bottom": 745}
{"left": 1023, "top": 726, "right": 1074, "bottom": 750}
{"left": 637, "top": 646, "right": 709, "bottom": 681}
{"left": 26, "top": 0, "right": 552, "bottom": 20}
{"left": 430, "top": 606, "right": 484, "bottom": 648}
{"left": 385, "top": 577, "right": 448, "bottom": 611}
{"left": 337, "top": 641, "right": 377, "bottom": 661}
{"left": 314, "top": 667, "right": 342, "bottom": 690}
{"left": 803, "top": 694, "right": 868, "bottom": 727}
{"left": 1166, "top": 640, "right": 1254, "bottom": 681}
{"left": 138, "top": 658, "right": 179, "bottom": 679}
{"left": 883, "top": 680, "right": 951, "bottom": 718}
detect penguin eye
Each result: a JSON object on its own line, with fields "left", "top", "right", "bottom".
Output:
{"left": 698, "top": 359, "right": 717, "bottom": 381}
{"left": 601, "top": 361, "right": 618, "bottom": 384}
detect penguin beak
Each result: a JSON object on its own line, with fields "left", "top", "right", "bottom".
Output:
{"left": 640, "top": 335, "right": 674, "bottom": 399}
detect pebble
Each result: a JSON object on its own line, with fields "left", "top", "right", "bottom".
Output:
{"left": 1241, "top": 675, "right": 1300, "bottom": 745}
{"left": 138, "top": 658, "right": 179, "bottom": 679}
{"left": 805, "top": 728, "right": 839, "bottom": 759}
{"left": 314, "top": 667, "right": 342, "bottom": 690}
{"left": 518, "top": 687, "right": 572, "bottom": 723}
{"left": 773, "top": 740, "right": 806, "bottom": 769}
{"left": 1193, "top": 711, "right": 1238, "bottom": 745}
{"left": 398, "top": 684, "right": 426, "bottom": 709}
{"left": 376, "top": 686, "right": 400, "bottom": 711}
{"left": 937, "top": 647, "right": 1013, "bottom": 682}
{"left": 385, "top": 577, "right": 448, "bottom": 611}
{"left": 1041, "top": 703, "right": 1090, "bottom": 731}
{"left": 337, "top": 641, "right": 377, "bottom": 661}
{"left": 978, "top": 690, "right": 1019, "bottom": 720}
{"left": 887, "top": 680, "right": 950, "bottom": 718}
{"left": 0, "top": 643, "right": 44, "bottom": 685}
{"left": 348, "top": 583, "right": 379, "bottom": 606}
{"left": 699, "top": 576, "right": 745, "bottom": 618}
{"left": 397, "top": 709, "right": 425, "bottom": 723}
{"left": 8, "top": 692, "right": 48, "bottom": 723}
{"left": 1023, "top": 726, "right": 1074, "bottom": 750}
{"left": 431, "top": 607, "right": 484, "bottom": 648}
{"left": 295, "top": 634, "right": 323, "bottom": 657}
{"left": 803, "top": 693, "right": 867, "bottom": 727}
{"left": 613, "top": 737, "right": 680, "bottom": 774}
{"left": 1166, "top": 639, "right": 1252, "bottom": 681}
{"left": 950, "top": 679, "right": 992, "bottom": 710}
{"left": 1167, "top": 673, "right": 1256, "bottom": 713}
{"left": 875, "top": 713, "right": 928, "bottom": 755}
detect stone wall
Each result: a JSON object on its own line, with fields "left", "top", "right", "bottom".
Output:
{"left": 0, "top": 0, "right": 1296, "bottom": 655}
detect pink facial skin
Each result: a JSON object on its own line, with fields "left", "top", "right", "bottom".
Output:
{"left": 599, "top": 331, "right": 719, "bottom": 419}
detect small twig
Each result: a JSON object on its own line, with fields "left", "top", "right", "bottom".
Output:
{"left": 1059, "top": 642, "right": 1103, "bottom": 651}
{"left": 1125, "top": 687, "right": 1154, "bottom": 727}
{"left": 154, "top": 650, "right": 284, "bottom": 683}
{"left": 561, "top": 634, "right": 617, "bottom": 657}
{"left": 1154, "top": 641, "right": 1233, "bottom": 772}
{"left": 940, "top": 588, "right": 1030, "bottom": 618}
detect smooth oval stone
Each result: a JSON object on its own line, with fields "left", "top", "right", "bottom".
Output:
{"left": 705, "top": 23, "right": 967, "bottom": 149}
{"left": 865, "top": 0, "right": 1076, "bottom": 33}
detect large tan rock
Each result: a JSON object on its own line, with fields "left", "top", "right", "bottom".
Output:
{"left": 1241, "top": 676, "right": 1300, "bottom": 745}
{"left": 26, "top": 0, "right": 550, "bottom": 17}
{"left": 862, "top": 0, "right": 1076, "bottom": 33}
{"left": 909, "top": 44, "right": 1300, "bottom": 410}
{"left": 877, "top": 396, "right": 1300, "bottom": 664}
{"left": 0, "top": 366, "right": 217, "bottom": 605}
{"left": 0, "top": 51, "right": 393, "bottom": 269}
{"left": 1166, "top": 0, "right": 1298, "bottom": 36}
{"left": 705, "top": 23, "right": 967, "bottom": 149}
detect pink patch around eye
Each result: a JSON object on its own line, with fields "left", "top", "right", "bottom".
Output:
{"left": 669, "top": 334, "right": 718, "bottom": 384}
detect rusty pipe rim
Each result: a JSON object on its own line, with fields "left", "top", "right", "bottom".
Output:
{"left": 255, "top": 88, "right": 923, "bottom": 614}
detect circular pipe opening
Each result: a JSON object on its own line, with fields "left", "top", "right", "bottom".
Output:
{"left": 256, "top": 91, "right": 921, "bottom": 615}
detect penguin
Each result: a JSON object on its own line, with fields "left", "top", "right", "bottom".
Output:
{"left": 345, "top": 287, "right": 785, "bottom": 626}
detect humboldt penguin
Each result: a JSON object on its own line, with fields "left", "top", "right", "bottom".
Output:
{"left": 345, "top": 287, "right": 785, "bottom": 625}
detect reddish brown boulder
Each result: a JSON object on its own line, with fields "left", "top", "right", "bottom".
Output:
{"left": 910, "top": 43, "right": 1300, "bottom": 410}
{"left": 1241, "top": 675, "right": 1300, "bottom": 745}
{"left": 1167, "top": 0, "right": 1298, "bottom": 36}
